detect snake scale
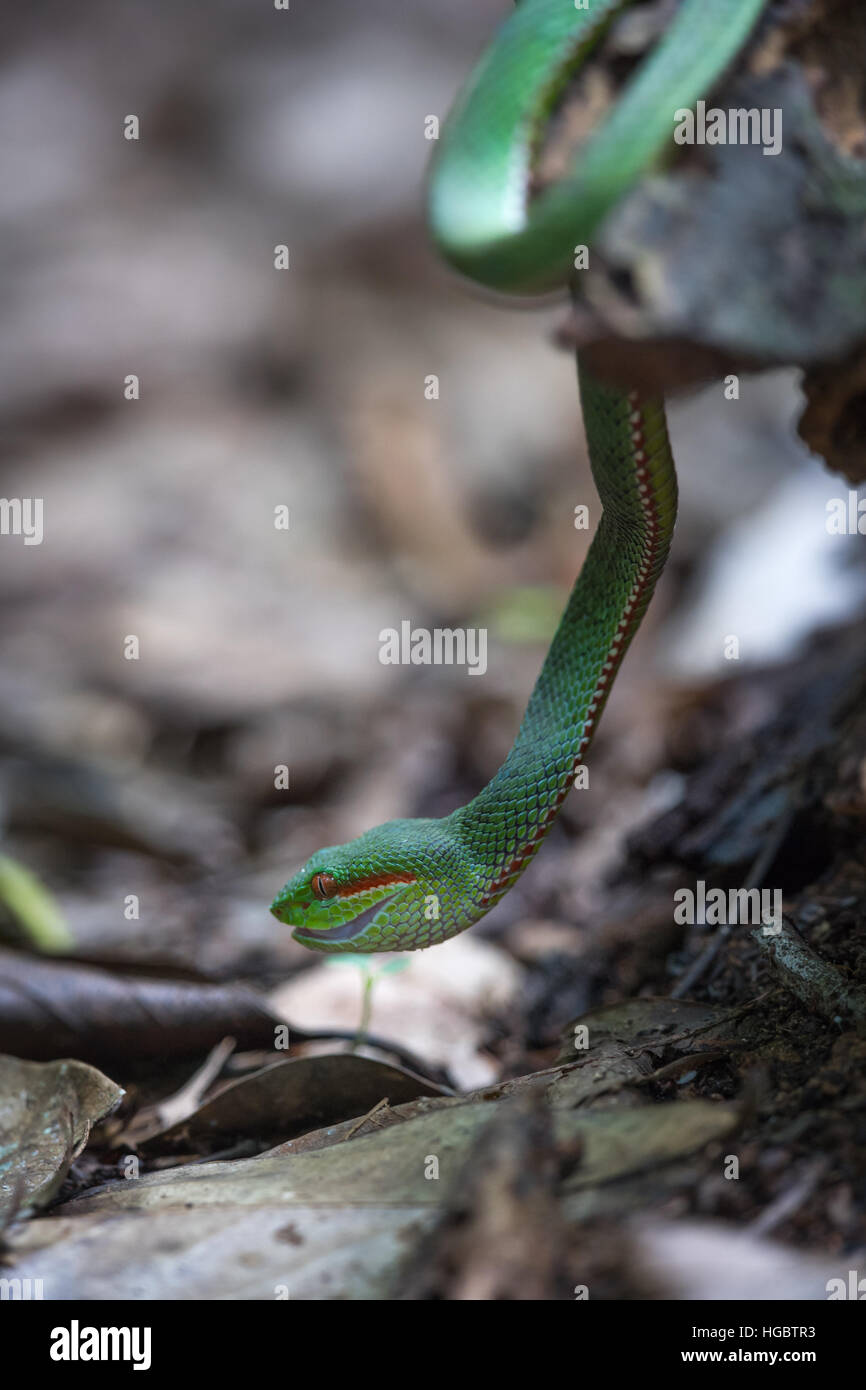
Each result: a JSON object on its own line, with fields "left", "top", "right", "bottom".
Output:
{"left": 272, "top": 0, "right": 769, "bottom": 952}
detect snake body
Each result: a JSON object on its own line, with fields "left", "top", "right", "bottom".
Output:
{"left": 272, "top": 0, "right": 768, "bottom": 952}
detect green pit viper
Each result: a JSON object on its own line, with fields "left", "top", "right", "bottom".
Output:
{"left": 272, "top": 0, "right": 769, "bottom": 952}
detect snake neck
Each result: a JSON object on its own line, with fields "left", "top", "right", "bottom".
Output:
{"left": 450, "top": 361, "right": 677, "bottom": 914}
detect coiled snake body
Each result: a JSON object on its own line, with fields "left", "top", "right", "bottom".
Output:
{"left": 272, "top": 0, "right": 768, "bottom": 952}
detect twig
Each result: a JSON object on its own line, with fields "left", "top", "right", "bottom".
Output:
{"left": 751, "top": 916, "right": 866, "bottom": 1031}
{"left": 156, "top": 1036, "right": 237, "bottom": 1129}
{"left": 344, "top": 1096, "right": 392, "bottom": 1140}
{"left": 746, "top": 1157, "right": 828, "bottom": 1238}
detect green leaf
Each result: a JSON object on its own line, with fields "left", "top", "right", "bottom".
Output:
{"left": 0, "top": 855, "right": 74, "bottom": 953}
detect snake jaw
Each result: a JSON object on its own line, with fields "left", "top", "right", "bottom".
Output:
{"left": 269, "top": 831, "right": 425, "bottom": 951}
{"left": 270, "top": 816, "right": 478, "bottom": 952}
{"left": 288, "top": 888, "right": 406, "bottom": 952}
{"left": 272, "top": 811, "right": 483, "bottom": 945}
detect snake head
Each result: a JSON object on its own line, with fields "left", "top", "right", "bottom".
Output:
{"left": 270, "top": 817, "right": 474, "bottom": 953}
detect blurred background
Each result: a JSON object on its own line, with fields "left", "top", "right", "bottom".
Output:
{"left": 2, "top": 0, "right": 864, "bottom": 1087}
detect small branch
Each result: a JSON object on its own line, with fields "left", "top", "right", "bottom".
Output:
{"left": 751, "top": 918, "right": 866, "bottom": 1032}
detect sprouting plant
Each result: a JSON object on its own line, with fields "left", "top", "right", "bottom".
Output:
{"left": 326, "top": 955, "right": 409, "bottom": 1050}
{"left": 0, "top": 854, "right": 73, "bottom": 952}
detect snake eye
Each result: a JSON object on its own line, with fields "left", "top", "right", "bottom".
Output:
{"left": 311, "top": 872, "right": 338, "bottom": 900}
